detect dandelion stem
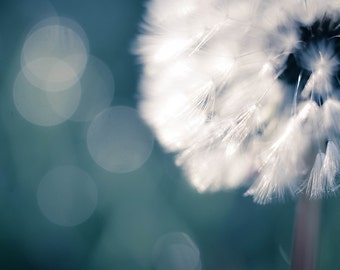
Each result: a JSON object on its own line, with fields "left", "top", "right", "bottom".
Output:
{"left": 290, "top": 194, "right": 321, "bottom": 270}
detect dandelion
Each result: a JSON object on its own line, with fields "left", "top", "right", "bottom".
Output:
{"left": 137, "top": 0, "right": 340, "bottom": 202}
{"left": 136, "top": 0, "right": 340, "bottom": 268}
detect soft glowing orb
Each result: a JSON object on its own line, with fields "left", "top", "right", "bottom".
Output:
{"left": 21, "top": 17, "right": 88, "bottom": 92}
{"left": 152, "top": 232, "right": 201, "bottom": 270}
{"left": 69, "top": 56, "right": 115, "bottom": 122}
{"left": 37, "top": 166, "right": 97, "bottom": 227}
{"left": 87, "top": 106, "right": 154, "bottom": 173}
{"left": 13, "top": 71, "right": 81, "bottom": 126}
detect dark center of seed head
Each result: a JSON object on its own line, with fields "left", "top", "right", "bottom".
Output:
{"left": 278, "top": 14, "right": 340, "bottom": 106}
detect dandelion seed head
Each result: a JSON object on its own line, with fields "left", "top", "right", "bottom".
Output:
{"left": 137, "top": 0, "right": 340, "bottom": 203}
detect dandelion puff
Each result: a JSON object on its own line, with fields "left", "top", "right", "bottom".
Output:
{"left": 304, "top": 140, "right": 340, "bottom": 199}
{"left": 246, "top": 101, "right": 320, "bottom": 203}
{"left": 320, "top": 141, "right": 340, "bottom": 193}
{"left": 323, "top": 99, "right": 340, "bottom": 135}
{"left": 136, "top": 0, "right": 340, "bottom": 203}
{"left": 306, "top": 152, "right": 326, "bottom": 199}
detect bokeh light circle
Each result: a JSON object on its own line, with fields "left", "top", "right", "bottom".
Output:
{"left": 152, "top": 232, "right": 202, "bottom": 270}
{"left": 87, "top": 106, "right": 154, "bottom": 173}
{"left": 69, "top": 55, "right": 115, "bottom": 122}
{"left": 37, "top": 166, "right": 97, "bottom": 227}
{"left": 13, "top": 70, "right": 81, "bottom": 126}
{"left": 21, "top": 17, "right": 88, "bottom": 92}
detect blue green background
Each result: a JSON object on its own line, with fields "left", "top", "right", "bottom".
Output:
{"left": 0, "top": 0, "right": 338, "bottom": 269}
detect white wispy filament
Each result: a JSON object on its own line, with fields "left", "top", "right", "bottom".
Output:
{"left": 136, "top": 0, "right": 340, "bottom": 203}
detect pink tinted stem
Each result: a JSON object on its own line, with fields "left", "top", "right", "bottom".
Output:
{"left": 290, "top": 194, "right": 321, "bottom": 270}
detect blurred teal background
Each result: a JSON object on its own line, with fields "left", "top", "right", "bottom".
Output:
{"left": 0, "top": 0, "right": 339, "bottom": 269}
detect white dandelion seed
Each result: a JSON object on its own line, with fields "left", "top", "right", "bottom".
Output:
{"left": 136, "top": 0, "right": 340, "bottom": 204}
